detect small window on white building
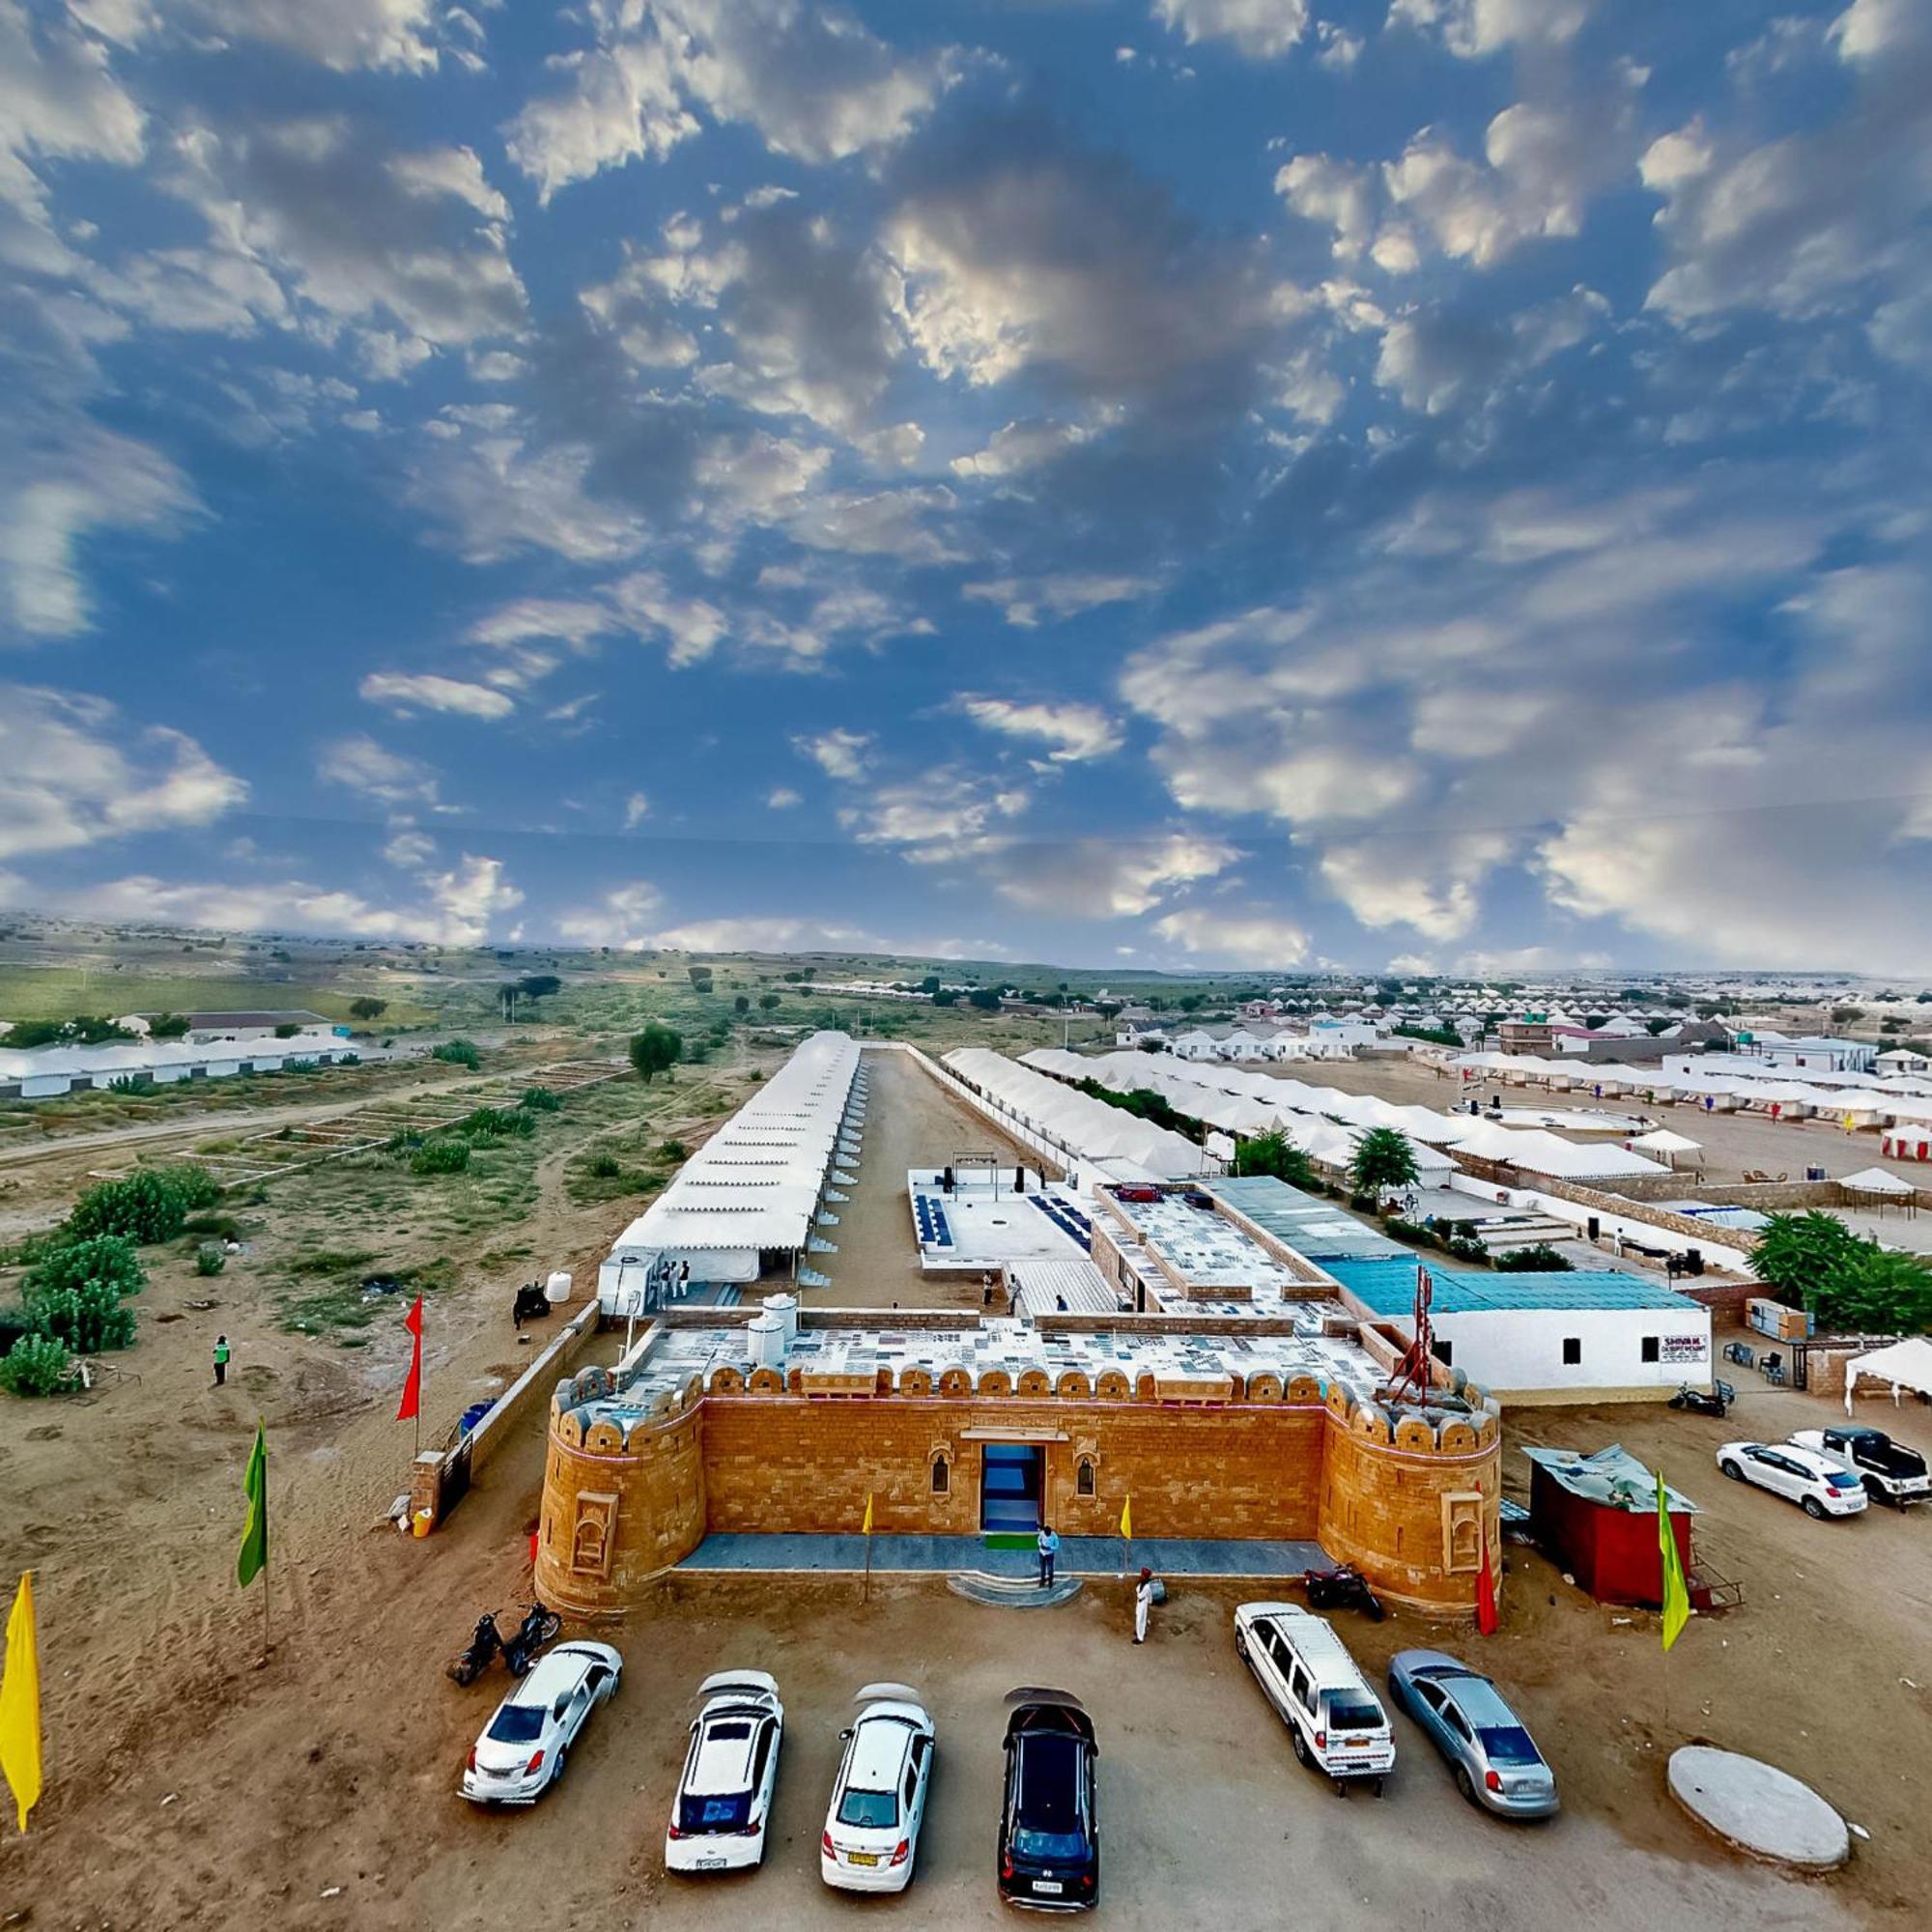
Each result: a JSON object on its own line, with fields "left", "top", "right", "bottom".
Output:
{"left": 1562, "top": 1337, "right": 1582, "bottom": 1366}
{"left": 1640, "top": 1336, "right": 1660, "bottom": 1364}
{"left": 1431, "top": 1338, "right": 1453, "bottom": 1367}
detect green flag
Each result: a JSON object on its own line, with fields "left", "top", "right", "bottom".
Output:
{"left": 1657, "top": 1470, "right": 1689, "bottom": 1651}
{"left": 238, "top": 1423, "right": 268, "bottom": 1590}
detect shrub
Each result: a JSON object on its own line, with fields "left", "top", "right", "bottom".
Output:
{"left": 0, "top": 1335, "right": 75, "bottom": 1397}
{"left": 184, "top": 1212, "right": 242, "bottom": 1241}
{"left": 273, "top": 1021, "right": 302, "bottom": 1038}
{"left": 1494, "top": 1244, "right": 1575, "bottom": 1272}
{"left": 337, "top": 1052, "right": 360, "bottom": 1067}
{"left": 108, "top": 1074, "right": 157, "bottom": 1094}
{"left": 587, "top": 1152, "right": 622, "bottom": 1179}
{"left": 520, "top": 1086, "right": 562, "bottom": 1112}
{"left": 456, "top": 1105, "right": 534, "bottom": 1140}
{"left": 148, "top": 1012, "right": 191, "bottom": 1039}
{"left": 26, "top": 1277, "right": 136, "bottom": 1353}
{"left": 156, "top": 1164, "right": 221, "bottom": 1212}
{"left": 68, "top": 1171, "right": 189, "bottom": 1245}
{"left": 195, "top": 1244, "right": 227, "bottom": 1277}
{"left": 1445, "top": 1236, "right": 1490, "bottom": 1264}
{"left": 658, "top": 1139, "right": 688, "bottom": 1161}
{"left": 411, "top": 1139, "right": 471, "bottom": 1175}
{"left": 628, "top": 1023, "right": 682, "bottom": 1084}
{"left": 432, "top": 1038, "right": 481, "bottom": 1068}
{"left": 24, "top": 1234, "right": 146, "bottom": 1302}
{"left": 349, "top": 997, "right": 387, "bottom": 1020}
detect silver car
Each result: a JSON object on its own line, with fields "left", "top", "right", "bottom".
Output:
{"left": 1386, "top": 1651, "right": 1557, "bottom": 1819}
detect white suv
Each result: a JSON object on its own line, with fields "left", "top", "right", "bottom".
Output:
{"left": 1234, "top": 1603, "right": 1395, "bottom": 1795}
{"left": 1717, "top": 1440, "right": 1866, "bottom": 1519}
{"left": 666, "top": 1670, "right": 783, "bottom": 1873}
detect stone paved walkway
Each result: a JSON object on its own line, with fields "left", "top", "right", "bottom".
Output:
{"left": 680, "top": 1533, "right": 1331, "bottom": 1576}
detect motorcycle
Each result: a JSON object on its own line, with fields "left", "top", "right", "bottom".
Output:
{"left": 1303, "top": 1564, "right": 1385, "bottom": 1622}
{"left": 447, "top": 1604, "right": 561, "bottom": 1685}
{"left": 1667, "top": 1379, "right": 1736, "bottom": 1418}
{"left": 512, "top": 1281, "right": 552, "bottom": 1327}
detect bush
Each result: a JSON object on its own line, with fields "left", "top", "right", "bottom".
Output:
{"left": 1494, "top": 1244, "right": 1575, "bottom": 1272}
{"left": 26, "top": 1277, "right": 136, "bottom": 1353}
{"left": 184, "top": 1212, "right": 242, "bottom": 1240}
{"left": 24, "top": 1234, "right": 146, "bottom": 1302}
{"left": 1445, "top": 1236, "right": 1490, "bottom": 1264}
{"left": 658, "top": 1139, "right": 688, "bottom": 1162}
{"left": 521, "top": 1086, "right": 562, "bottom": 1112}
{"left": 108, "top": 1074, "right": 157, "bottom": 1094}
{"left": 337, "top": 1052, "right": 360, "bottom": 1067}
{"left": 349, "top": 997, "right": 387, "bottom": 1020}
{"left": 456, "top": 1105, "right": 535, "bottom": 1140}
{"left": 156, "top": 1164, "right": 221, "bottom": 1212}
{"left": 273, "top": 1021, "right": 302, "bottom": 1038}
{"left": 587, "top": 1152, "right": 622, "bottom": 1179}
{"left": 411, "top": 1139, "right": 471, "bottom": 1175}
{"left": 432, "top": 1038, "right": 481, "bottom": 1069}
{"left": 0, "top": 1335, "right": 75, "bottom": 1397}
{"left": 195, "top": 1244, "right": 227, "bottom": 1276}
{"left": 68, "top": 1171, "right": 189, "bottom": 1245}
{"left": 628, "top": 1024, "right": 682, "bottom": 1084}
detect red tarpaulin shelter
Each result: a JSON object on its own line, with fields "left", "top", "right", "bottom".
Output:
{"left": 1523, "top": 1444, "right": 1702, "bottom": 1609}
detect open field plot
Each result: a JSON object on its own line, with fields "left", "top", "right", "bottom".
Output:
{"left": 0, "top": 963, "right": 438, "bottom": 1029}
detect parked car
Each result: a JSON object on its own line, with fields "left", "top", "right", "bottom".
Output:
{"left": 666, "top": 1670, "right": 784, "bottom": 1873}
{"left": 461, "top": 1640, "right": 621, "bottom": 1805}
{"left": 1387, "top": 1651, "right": 1558, "bottom": 1819}
{"left": 997, "top": 1688, "right": 1100, "bottom": 1912}
{"left": 1717, "top": 1440, "right": 1866, "bottom": 1518}
{"left": 820, "top": 1683, "right": 935, "bottom": 1893}
{"left": 1790, "top": 1427, "right": 1930, "bottom": 1508}
{"left": 1234, "top": 1602, "right": 1394, "bottom": 1795}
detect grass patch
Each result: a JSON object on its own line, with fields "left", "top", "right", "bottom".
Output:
{"left": 284, "top": 1247, "right": 381, "bottom": 1278}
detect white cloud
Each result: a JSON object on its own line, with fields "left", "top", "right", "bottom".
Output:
{"left": 950, "top": 419, "right": 1094, "bottom": 479}
{"left": 838, "top": 767, "right": 1029, "bottom": 863}
{"left": 962, "top": 573, "right": 1157, "bottom": 629}
{"left": 317, "top": 733, "right": 446, "bottom": 810}
{"left": 0, "top": 685, "right": 245, "bottom": 859}
{"left": 766, "top": 785, "right": 802, "bottom": 809}
{"left": 994, "top": 833, "right": 1240, "bottom": 918}
{"left": 606, "top": 570, "right": 728, "bottom": 667}
{"left": 0, "top": 421, "right": 198, "bottom": 639}
{"left": 1317, "top": 833, "right": 1509, "bottom": 941}
{"left": 958, "top": 696, "right": 1123, "bottom": 763}
{"left": 155, "top": 3, "right": 448, "bottom": 74}
{"left": 793, "top": 727, "right": 873, "bottom": 781}
{"left": 1151, "top": 905, "right": 1310, "bottom": 966}
{"left": 359, "top": 671, "right": 517, "bottom": 721}
{"left": 1386, "top": 0, "right": 1591, "bottom": 59}
{"left": 622, "top": 791, "right": 649, "bottom": 829}
{"left": 467, "top": 599, "right": 617, "bottom": 650}
{"left": 1151, "top": 2, "right": 1309, "bottom": 62}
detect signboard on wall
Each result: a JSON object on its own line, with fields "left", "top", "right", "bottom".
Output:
{"left": 1661, "top": 1334, "right": 1708, "bottom": 1364}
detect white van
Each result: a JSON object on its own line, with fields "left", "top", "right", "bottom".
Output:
{"left": 1234, "top": 1602, "right": 1395, "bottom": 1795}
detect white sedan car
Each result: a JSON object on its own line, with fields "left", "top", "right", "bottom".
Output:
{"left": 462, "top": 1640, "right": 622, "bottom": 1804}
{"left": 1717, "top": 1440, "right": 1866, "bottom": 1519}
{"left": 820, "top": 1683, "right": 936, "bottom": 1893}
{"left": 667, "top": 1670, "right": 784, "bottom": 1873}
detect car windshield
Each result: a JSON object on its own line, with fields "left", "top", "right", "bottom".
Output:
{"left": 678, "top": 1790, "right": 752, "bottom": 1833}
{"left": 1825, "top": 1471, "right": 1862, "bottom": 1490}
{"left": 485, "top": 1704, "right": 546, "bottom": 1745}
{"left": 1477, "top": 1725, "right": 1543, "bottom": 1766}
{"left": 837, "top": 1787, "right": 899, "bottom": 1830}
{"left": 1013, "top": 1826, "right": 1090, "bottom": 1861}
{"left": 1326, "top": 1694, "right": 1384, "bottom": 1733}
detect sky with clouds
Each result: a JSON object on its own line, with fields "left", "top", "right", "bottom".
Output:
{"left": 3, "top": 0, "right": 1929, "bottom": 974}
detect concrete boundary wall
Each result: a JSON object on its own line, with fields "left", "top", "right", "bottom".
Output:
{"left": 1444, "top": 1173, "right": 1755, "bottom": 1274}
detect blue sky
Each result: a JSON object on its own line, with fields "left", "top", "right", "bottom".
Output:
{"left": 3, "top": 0, "right": 1929, "bottom": 974}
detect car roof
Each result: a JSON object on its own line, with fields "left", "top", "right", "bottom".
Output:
{"left": 847, "top": 1709, "right": 918, "bottom": 1788}
{"left": 1438, "top": 1676, "right": 1521, "bottom": 1729}
{"left": 1004, "top": 1686, "right": 1094, "bottom": 1744}
{"left": 1013, "top": 1732, "right": 1087, "bottom": 1826}
{"left": 689, "top": 1712, "right": 762, "bottom": 1796}
{"left": 1243, "top": 1605, "right": 1371, "bottom": 1694}
{"left": 507, "top": 1642, "right": 610, "bottom": 1705}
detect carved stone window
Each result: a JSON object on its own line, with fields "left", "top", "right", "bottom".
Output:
{"left": 1442, "top": 1491, "right": 1485, "bottom": 1574}
{"left": 930, "top": 1451, "right": 950, "bottom": 1494}
{"left": 570, "top": 1492, "right": 619, "bottom": 1578}
{"left": 1076, "top": 1456, "right": 1096, "bottom": 1498}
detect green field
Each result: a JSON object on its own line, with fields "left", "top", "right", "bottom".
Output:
{"left": 0, "top": 967, "right": 435, "bottom": 1028}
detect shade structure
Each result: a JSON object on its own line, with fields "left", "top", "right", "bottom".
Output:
{"left": 1628, "top": 1127, "right": 1703, "bottom": 1168}
{"left": 945, "top": 1047, "right": 1208, "bottom": 1177}
{"left": 1839, "top": 1165, "right": 1915, "bottom": 1196}
{"left": 1842, "top": 1336, "right": 1932, "bottom": 1413}
{"left": 604, "top": 1031, "right": 861, "bottom": 1284}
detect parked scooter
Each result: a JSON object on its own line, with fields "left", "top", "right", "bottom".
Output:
{"left": 511, "top": 1280, "right": 552, "bottom": 1327}
{"left": 447, "top": 1604, "right": 561, "bottom": 1685}
{"left": 1303, "top": 1564, "right": 1385, "bottom": 1622}
{"left": 1667, "top": 1379, "right": 1736, "bottom": 1418}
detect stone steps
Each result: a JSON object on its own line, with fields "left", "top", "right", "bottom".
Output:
{"left": 946, "top": 1571, "right": 1085, "bottom": 1609}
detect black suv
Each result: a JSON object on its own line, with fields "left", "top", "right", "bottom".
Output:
{"left": 998, "top": 1689, "right": 1099, "bottom": 1912}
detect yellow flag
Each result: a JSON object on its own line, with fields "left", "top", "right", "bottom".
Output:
{"left": 1, "top": 1572, "right": 42, "bottom": 1834}
{"left": 1119, "top": 1494, "right": 1132, "bottom": 1540}
{"left": 862, "top": 1492, "right": 873, "bottom": 1537}
{"left": 1657, "top": 1473, "right": 1690, "bottom": 1653}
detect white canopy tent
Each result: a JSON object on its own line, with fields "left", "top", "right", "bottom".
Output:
{"left": 1628, "top": 1127, "right": 1703, "bottom": 1170}
{"left": 1842, "top": 1336, "right": 1932, "bottom": 1413}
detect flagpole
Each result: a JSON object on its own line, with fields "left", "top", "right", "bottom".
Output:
{"left": 259, "top": 1418, "right": 272, "bottom": 1664}
{"left": 862, "top": 1493, "right": 873, "bottom": 1606}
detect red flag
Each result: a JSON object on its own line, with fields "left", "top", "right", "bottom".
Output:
{"left": 1476, "top": 1536, "right": 1499, "bottom": 1635}
{"left": 396, "top": 1294, "right": 423, "bottom": 1423}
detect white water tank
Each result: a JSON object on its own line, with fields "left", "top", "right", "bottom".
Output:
{"left": 747, "top": 1313, "right": 785, "bottom": 1370}
{"left": 545, "top": 1270, "right": 573, "bottom": 1303}
{"left": 761, "top": 1292, "right": 799, "bottom": 1351}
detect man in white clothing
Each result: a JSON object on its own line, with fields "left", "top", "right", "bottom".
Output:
{"left": 1133, "top": 1566, "right": 1154, "bottom": 1643}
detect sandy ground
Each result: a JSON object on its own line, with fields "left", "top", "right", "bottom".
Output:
{"left": 5, "top": 1050, "right": 1930, "bottom": 1929}
{"left": 1268, "top": 1054, "right": 1918, "bottom": 1193}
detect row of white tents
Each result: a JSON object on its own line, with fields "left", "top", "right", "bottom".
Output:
{"left": 1451, "top": 1051, "right": 1932, "bottom": 1125}
{"left": 600, "top": 1031, "right": 862, "bottom": 1289}
{"left": 942, "top": 1047, "right": 1209, "bottom": 1178}
{"left": 1019, "top": 1048, "right": 1671, "bottom": 1183}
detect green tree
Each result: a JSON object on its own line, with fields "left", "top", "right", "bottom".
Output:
{"left": 1349, "top": 1127, "right": 1421, "bottom": 1200}
{"left": 1825, "top": 1248, "right": 1932, "bottom": 1331}
{"left": 966, "top": 987, "right": 1002, "bottom": 1010}
{"left": 68, "top": 1171, "right": 190, "bottom": 1245}
{"left": 1752, "top": 1211, "right": 1867, "bottom": 1306}
{"left": 349, "top": 997, "right": 387, "bottom": 1020}
{"left": 273, "top": 1021, "right": 302, "bottom": 1038}
{"left": 920, "top": 975, "right": 941, "bottom": 995}
{"left": 519, "top": 974, "right": 562, "bottom": 999}
{"left": 24, "top": 1235, "right": 146, "bottom": 1303}
{"left": 1233, "top": 1130, "right": 1318, "bottom": 1190}
{"left": 734, "top": 994, "right": 751, "bottom": 1014}
{"left": 629, "top": 1023, "right": 683, "bottom": 1083}
{"left": 0, "top": 1335, "right": 75, "bottom": 1397}
{"left": 26, "top": 1274, "right": 136, "bottom": 1353}
{"left": 758, "top": 992, "right": 781, "bottom": 1011}
{"left": 1645, "top": 1017, "right": 1674, "bottom": 1037}
{"left": 932, "top": 989, "right": 958, "bottom": 1007}
{"left": 148, "top": 1011, "right": 191, "bottom": 1039}
{"left": 432, "top": 1038, "right": 481, "bottom": 1068}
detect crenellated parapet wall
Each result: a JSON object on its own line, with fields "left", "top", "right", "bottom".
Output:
{"left": 535, "top": 1354, "right": 1502, "bottom": 1619}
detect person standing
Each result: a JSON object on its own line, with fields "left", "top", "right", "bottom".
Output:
{"left": 1133, "top": 1566, "right": 1154, "bottom": 1643}
{"left": 212, "top": 1335, "right": 231, "bottom": 1387}
{"left": 1037, "top": 1522, "right": 1060, "bottom": 1588}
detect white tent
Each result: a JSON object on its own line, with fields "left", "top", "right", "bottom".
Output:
{"left": 1629, "top": 1127, "right": 1703, "bottom": 1169}
{"left": 1840, "top": 1165, "right": 1914, "bottom": 1195}
{"left": 1843, "top": 1336, "right": 1932, "bottom": 1413}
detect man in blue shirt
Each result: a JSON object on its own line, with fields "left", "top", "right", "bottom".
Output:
{"left": 1037, "top": 1522, "right": 1060, "bottom": 1587}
